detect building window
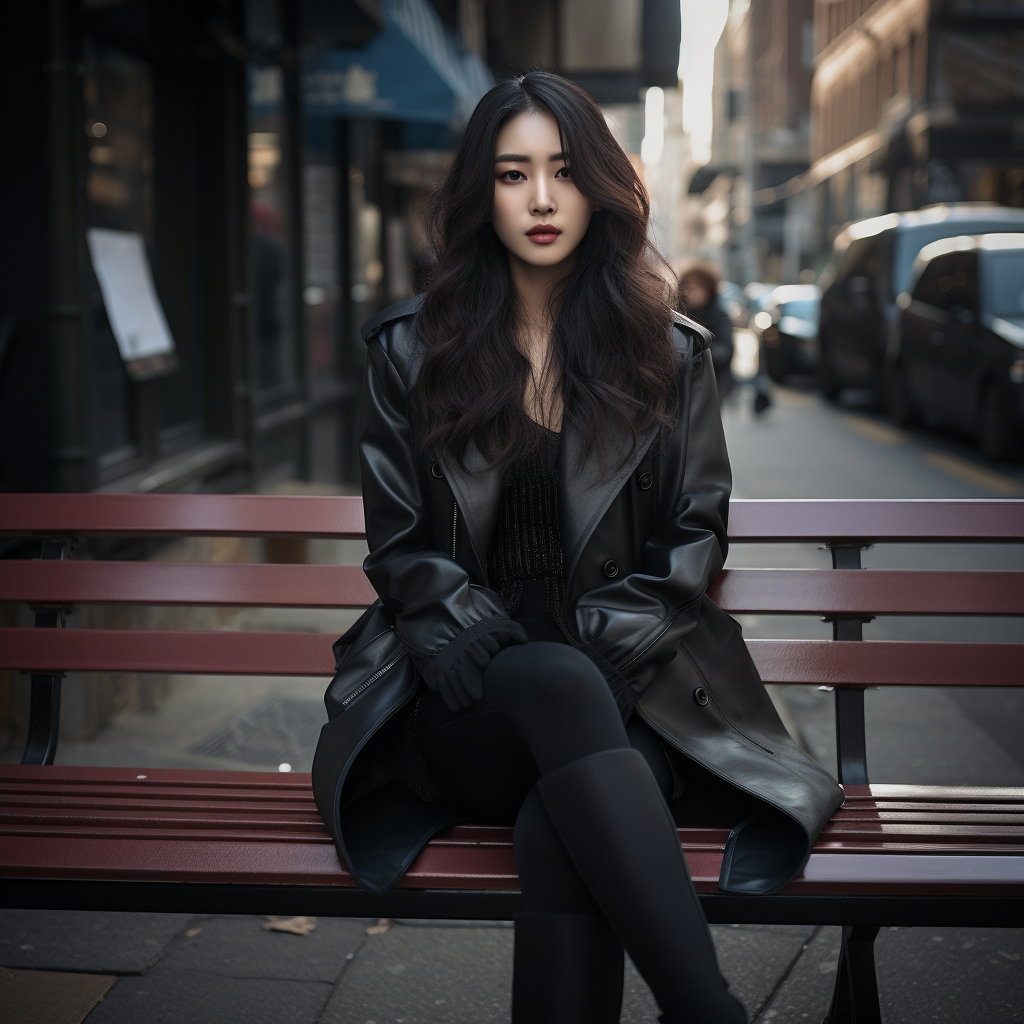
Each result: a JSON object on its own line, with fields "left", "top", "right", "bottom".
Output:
{"left": 935, "top": 30, "right": 1024, "bottom": 107}
{"left": 249, "top": 65, "right": 297, "bottom": 394}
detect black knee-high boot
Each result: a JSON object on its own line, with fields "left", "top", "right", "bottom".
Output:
{"left": 537, "top": 747, "right": 747, "bottom": 1024}
{"left": 511, "top": 911, "right": 623, "bottom": 1024}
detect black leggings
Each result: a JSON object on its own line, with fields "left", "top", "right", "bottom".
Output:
{"left": 415, "top": 636, "right": 720, "bottom": 1011}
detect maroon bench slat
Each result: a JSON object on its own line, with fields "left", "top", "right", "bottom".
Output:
{"left": 4, "top": 831, "right": 1021, "bottom": 893}
{"left": 3, "top": 630, "right": 1022, "bottom": 687}
{"left": 0, "top": 628, "right": 336, "bottom": 676}
{"left": 4, "top": 495, "right": 1024, "bottom": 544}
{"left": 7, "top": 563, "right": 1024, "bottom": 617}
{"left": 726, "top": 498, "right": 1024, "bottom": 543}
{"left": 0, "top": 795, "right": 323, "bottom": 814}
{"left": 842, "top": 783, "right": 1024, "bottom": 802}
{"left": 0, "top": 560, "right": 376, "bottom": 608}
{"left": 835, "top": 805, "right": 1024, "bottom": 819}
{"left": 708, "top": 568, "right": 1024, "bottom": 616}
{"left": 0, "top": 493, "right": 367, "bottom": 540}
{"left": 746, "top": 639, "right": 1024, "bottom": 688}
{"left": 9, "top": 821, "right": 1019, "bottom": 850}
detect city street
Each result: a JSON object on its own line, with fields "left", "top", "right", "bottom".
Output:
{"left": 4, "top": 1, "right": 1023, "bottom": 1022}
{"left": 4, "top": 382, "right": 1023, "bottom": 1024}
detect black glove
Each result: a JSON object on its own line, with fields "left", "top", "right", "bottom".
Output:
{"left": 421, "top": 616, "right": 528, "bottom": 712}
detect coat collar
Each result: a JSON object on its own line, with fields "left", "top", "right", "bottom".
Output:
{"left": 439, "top": 416, "right": 659, "bottom": 585}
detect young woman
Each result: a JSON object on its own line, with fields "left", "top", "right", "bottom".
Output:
{"left": 313, "top": 71, "right": 843, "bottom": 1024}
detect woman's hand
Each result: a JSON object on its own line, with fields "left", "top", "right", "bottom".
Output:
{"left": 421, "top": 617, "right": 529, "bottom": 711}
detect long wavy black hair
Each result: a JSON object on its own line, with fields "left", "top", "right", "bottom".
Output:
{"left": 413, "top": 70, "right": 678, "bottom": 471}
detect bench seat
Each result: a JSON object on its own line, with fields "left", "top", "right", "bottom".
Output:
{"left": 3, "top": 766, "right": 1022, "bottom": 926}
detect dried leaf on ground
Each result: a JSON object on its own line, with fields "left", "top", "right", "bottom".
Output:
{"left": 366, "top": 918, "right": 392, "bottom": 935}
{"left": 262, "top": 916, "right": 316, "bottom": 935}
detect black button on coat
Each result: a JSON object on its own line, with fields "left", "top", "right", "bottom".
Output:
{"left": 312, "top": 294, "right": 843, "bottom": 897}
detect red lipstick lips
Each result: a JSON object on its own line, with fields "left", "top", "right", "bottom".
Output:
{"left": 526, "top": 223, "right": 561, "bottom": 244}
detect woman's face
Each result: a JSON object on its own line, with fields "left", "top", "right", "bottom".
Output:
{"left": 492, "top": 109, "right": 596, "bottom": 273}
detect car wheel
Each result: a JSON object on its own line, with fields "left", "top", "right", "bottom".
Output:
{"left": 818, "top": 339, "right": 841, "bottom": 400}
{"left": 885, "top": 361, "right": 917, "bottom": 427}
{"left": 978, "top": 382, "right": 1020, "bottom": 463}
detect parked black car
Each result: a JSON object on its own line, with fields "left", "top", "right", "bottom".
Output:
{"left": 889, "top": 233, "right": 1024, "bottom": 462}
{"left": 753, "top": 284, "right": 821, "bottom": 384}
{"left": 818, "top": 205, "right": 1024, "bottom": 401}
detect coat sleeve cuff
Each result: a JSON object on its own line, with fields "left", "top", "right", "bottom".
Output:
{"left": 417, "top": 615, "right": 527, "bottom": 684}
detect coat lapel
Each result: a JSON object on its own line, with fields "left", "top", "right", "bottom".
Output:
{"left": 438, "top": 441, "right": 503, "bottom": 582}
{"left": 559, "top": 417, "right": 660, "bottom": 582}
{"left": 440, "top": 418, "right": 658, "bottom": 588}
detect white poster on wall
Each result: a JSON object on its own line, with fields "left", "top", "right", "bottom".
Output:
{"left": 86, "top": 228, "right": 178, "bottom": 381}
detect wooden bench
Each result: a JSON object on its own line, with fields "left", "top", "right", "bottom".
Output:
{"left": 2, "top": 494, "right": 1023, "bottom": 1024}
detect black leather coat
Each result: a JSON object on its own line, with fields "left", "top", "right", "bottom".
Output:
{"left": 312, "top": 295, "right": 843, "bottom": 896}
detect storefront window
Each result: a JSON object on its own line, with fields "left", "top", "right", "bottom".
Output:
{"left": 303, "top": 122, "right": 341, "bottom": 393}
{"left": 249, "top": 65, "right": 297, "bottom": 393}
{"left": 83, "top": 39, "right": 155, "bottom": 465}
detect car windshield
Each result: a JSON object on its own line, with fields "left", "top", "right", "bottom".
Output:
{"left": 778, "top": 299, "right": 819, "bottom": 321}
{"left": 985, "top": 252, "right": 1024, "bottom": 317}
{"left": 894, "top": 221, "right": 1024, "bottom": 297}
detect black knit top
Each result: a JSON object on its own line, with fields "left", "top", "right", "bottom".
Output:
{"left": 486, "top": 422, "right": 572, "bottom": 639}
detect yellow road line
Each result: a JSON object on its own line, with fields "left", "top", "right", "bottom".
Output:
{"left": 923, "top": 452, "right": 1022, "bottom": 495}
{"left": 843, "top": 415, "right": 907, "bottom": 447}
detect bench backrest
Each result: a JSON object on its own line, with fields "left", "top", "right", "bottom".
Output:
{"left": 2, "top": 494, "right": 1023, "bottom": 781}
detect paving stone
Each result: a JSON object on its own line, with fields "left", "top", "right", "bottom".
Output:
{"left": 876, "top": 927, "right": 1024, "bottom": 1023}
{"left": 620, "top": 955, "right": 660, "bottom": 1023}
{"left": 316, "top": 919, "right": 819, "bottom": 1023}
{"left": 156, "top": 915, "right": 368, "bottom": 983}
{"left": 0, "top": 966, "right": 116, "bottom": 1024}
{"left": 622, "top": 924, "right": 823, "bottom": 1022}
{"left": 712, "top": 924, "right": 819, "bottom": 1018}
{"left": 319, "top": 921, "right": 664, "bottom": 1024}
{"left": 758, "top": 925, "right": 842, "bottom": 1022}
{"left": 83, "top": 971, "right": 332, "bottom": 1024}
{"left": 0, "top": 911, "right": 195, "bottom": 975}
{"left": 319, "top": 921, "right": 514, "bottom": 1023}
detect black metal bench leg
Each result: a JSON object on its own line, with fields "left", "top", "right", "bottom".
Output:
{"left": 20, "top": 539, "right": 76, "bottom": 767}
{"left": 21, "top": 673, "right": 63, "bottom": 765}
{"left": 824, "top": 925, "right": 881, "bottom": 1024}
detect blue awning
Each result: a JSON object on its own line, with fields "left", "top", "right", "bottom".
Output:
{"left": 301, "top": 0, "right": 493, "bottom": 127}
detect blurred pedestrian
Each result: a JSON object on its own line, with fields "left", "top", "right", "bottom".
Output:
{"left": 678, "top": 263, "right": 734, "bottom": 402}
{"left": 314, "top": 70, "right": 839, "bottom": 1024}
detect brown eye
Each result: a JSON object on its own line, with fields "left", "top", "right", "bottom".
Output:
{"left": 503, "top": 170, "right": 525, "bottom": 181}
{"left": 555, "top": 167, "right": 571, "bottom": 178}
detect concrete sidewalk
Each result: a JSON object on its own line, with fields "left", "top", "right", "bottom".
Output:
{"left": 2, "top": 909, "right": 1022, "bottom": 1023}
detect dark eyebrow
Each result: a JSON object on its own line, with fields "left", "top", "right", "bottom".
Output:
{"left": 494, "top": 152, "right": 567, "bottom": 163}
